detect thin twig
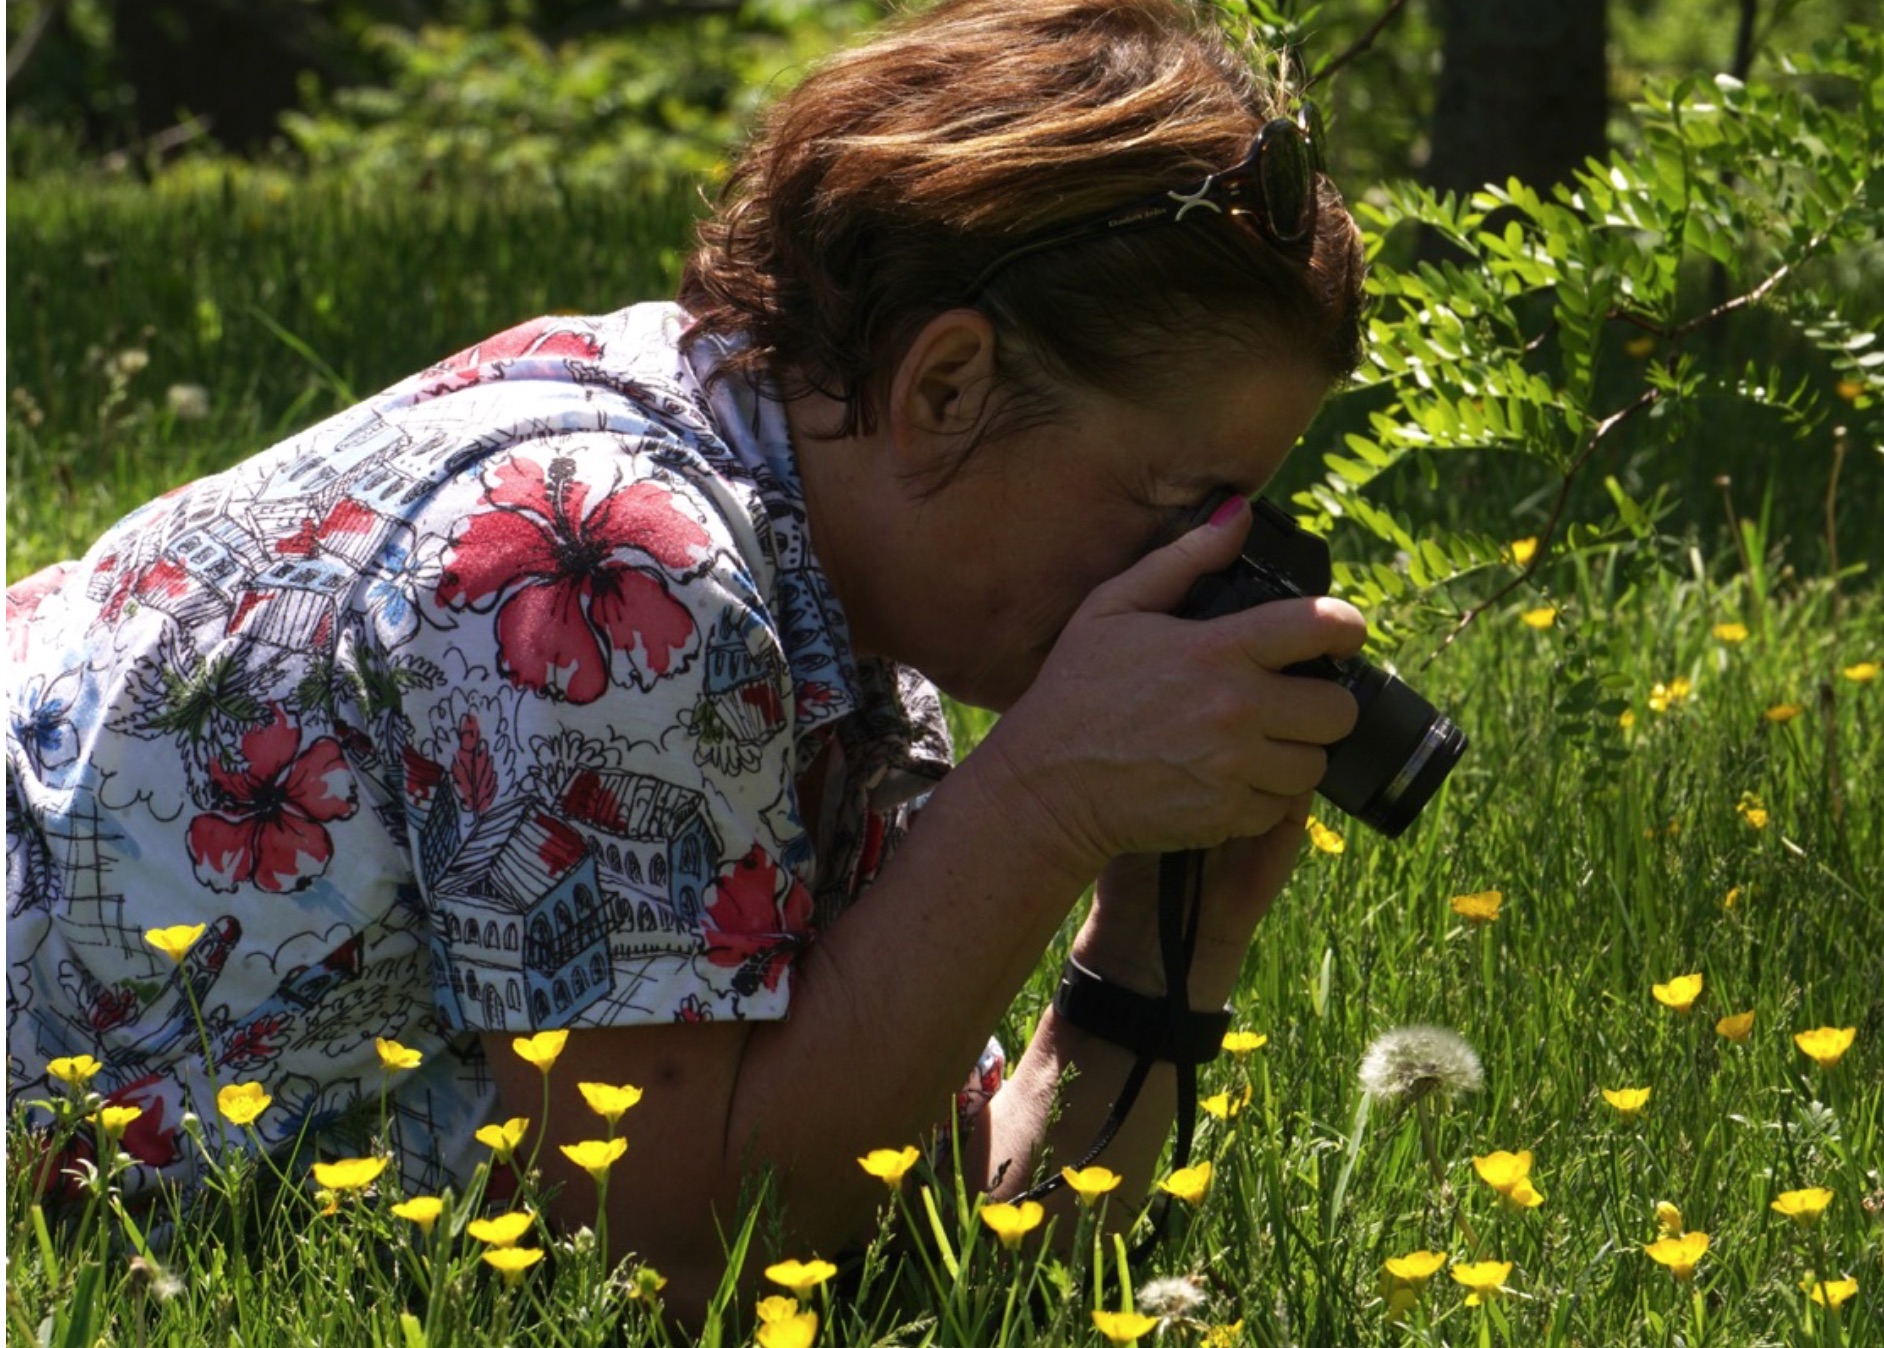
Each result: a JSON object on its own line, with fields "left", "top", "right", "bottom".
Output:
{"left": 1307, "top": 0, "right": 1410, "bottom": 91}
{"left": 1425, "top": 386, "right": 1662, "bottom": 664}
{"left": 6, "top": 0, "right": 70, "bottom": 84}
{"left": 1822, "top": 426, "right": 1849, "bottom": 831}
{"left": 1422, "top": 219, "right": 1841, "bottom": 665}
{"left": 1715, "top": 474, "right": 1763, "bottom": 635}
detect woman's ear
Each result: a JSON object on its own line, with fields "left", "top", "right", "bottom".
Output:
{"left": 887, "top": 309, "right": 999, "bottom": 449}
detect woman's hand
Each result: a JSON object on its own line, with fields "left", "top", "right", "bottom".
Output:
{"left": 973, "top": 498, "right": 1365, "bottom": 880}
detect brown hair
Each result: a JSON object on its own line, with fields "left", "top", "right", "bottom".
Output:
{"left": 680, "top": 0, "right": 1366, "bottom": 457}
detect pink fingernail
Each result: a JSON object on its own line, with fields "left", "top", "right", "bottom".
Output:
{"left": 1208, "top": 495, "right": 1246, "bottom": 528}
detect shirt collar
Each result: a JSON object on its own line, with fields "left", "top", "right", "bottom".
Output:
{"left": 676, "top": 314, "right": 951, "bottom": 790}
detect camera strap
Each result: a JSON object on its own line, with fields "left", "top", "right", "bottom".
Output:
{"left": 1016, "top": 848, "right": 1205, "bottom": 1264}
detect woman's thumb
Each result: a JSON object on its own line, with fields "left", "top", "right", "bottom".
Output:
{"left": 1086, "top": 494, "right": 1252, "bottom": 617}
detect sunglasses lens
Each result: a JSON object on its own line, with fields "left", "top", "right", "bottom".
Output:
{"left": 1258, "top": 126, "right": 1312, "bottom": 243}
{"left": 1299, "top": 101, "right": 1327, "bottom": 173}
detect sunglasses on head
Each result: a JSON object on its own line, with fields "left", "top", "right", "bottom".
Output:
{"left": 966, "top": 101, "right": 1327, "bottom": 296}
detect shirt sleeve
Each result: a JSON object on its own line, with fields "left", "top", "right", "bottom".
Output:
{"left": 383, "top": 434, "right": 813, "bottom": 1032}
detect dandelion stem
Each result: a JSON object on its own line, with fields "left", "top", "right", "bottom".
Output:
{"left": 1417, "top": 1095, "right": 1480, "bottom": 1253}
{"left": 176, "top": 975, "right": 228, "bottom": 1150}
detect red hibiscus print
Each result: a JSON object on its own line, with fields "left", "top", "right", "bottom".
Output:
{"left": 436, "top": 455, "right": 710, "bottom": 703}
{"left": 29, "top": 1074, "right": 183, "bottom": 1202}
{"left": 186, "top": 704, "right": 360, "bottom": 893}
{"left": 419, "top": 317, "right": 604, "bottom": 400}
{"left": 704, "top": 844, "right": 814, "bottom": 996}
{"left": 6, "top": 562, "right": 71, "bottom": 660}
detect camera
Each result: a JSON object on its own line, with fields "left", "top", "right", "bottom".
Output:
{"left": 1177, "top": 491, "right": 1467, "bottom": 838}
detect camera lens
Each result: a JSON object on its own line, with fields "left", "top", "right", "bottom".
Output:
{"left": 1316, "top": 660, "right": 1468, "bottom": 838}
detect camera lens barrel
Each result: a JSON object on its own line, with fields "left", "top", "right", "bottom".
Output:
{"left": 1315, "top": 660, "right": 1469, "bottom": 838}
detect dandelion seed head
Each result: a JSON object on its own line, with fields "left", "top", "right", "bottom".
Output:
{"left": 127, "top": 1256, "right": 183, "bottom": 1303}
{"left": 1357, "top": 1025, "right": 1484, "bottom": 1104}
{"left": 1136, "top": 1275, "right": 1208, "bottom": 1320}
{"left": 165, "top": 384, "right": 211, "bottom": 421}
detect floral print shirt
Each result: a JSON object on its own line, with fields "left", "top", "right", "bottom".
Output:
{"left": 6, "top": 303, "right": 977, "bottom": 1195}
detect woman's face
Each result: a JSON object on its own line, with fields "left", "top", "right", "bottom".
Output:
{"left": 820, "top": 343, "right": 1329, "bottom": 712}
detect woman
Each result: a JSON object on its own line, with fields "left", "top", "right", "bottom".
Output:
{"left": 7, "top": 0, "right": 1366, "bottom": 1315}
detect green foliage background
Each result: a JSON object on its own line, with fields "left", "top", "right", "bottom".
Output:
{"left": 5, "top": 4, "right": 1883, "bottom": 1345}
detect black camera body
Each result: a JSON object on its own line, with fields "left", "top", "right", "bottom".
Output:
{"left": 1177, "top": 493, "right": 1467, "bottom": 838}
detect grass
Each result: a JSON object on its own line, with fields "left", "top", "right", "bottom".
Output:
{"left": 7, "top": 175, "right": 1882, "bottom": 1347}
{"left": 5, "top": 174, "right": 697, "bottom": 581}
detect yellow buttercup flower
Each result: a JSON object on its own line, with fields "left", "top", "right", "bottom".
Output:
{"left": 1736, "top": 792, "right": 1770, "bottom": 830}
{"left": 1722, "top": 885, "right": 1743, "bottom": 910}
{"left": 216, "top": 1081, "right": 272, "bottom": 1127}
{"left": 1306, "top": 818, "right": 1345, "bottom": 854}
{"left": 145, "top": 924, "right": 207, "bottom": 963}
{"left": 1199, "top": 1321, "right": 1244, "bottom": 1347}
{"left": 1712, "top": 622, "right": 1749, "bottom": 643}
{"left": 559, "top": 1137, "right": 627, "bottom": 1184}
{"left": 1771, "top": 1187, "right": 1834, "bottom": 1226}
{"left": 1656, "top": 1201, "right": 1683, "bottom": 1237}
{"left": 312, "top": 1155, "right": 387, "bottom": 1192}
{"left": 764, "top": 1258, "right": 838, "bottom": 1293}
{"left": 755, "top": 1308, "right": 819, "bottom": 1348}
{"left": 1520, "top": 607, "right": 1557, "bottom": 630}
{"left": 576, "top": 1081, "right": 644, "bottom": 1125}
{"left": 1805, "top": 1277, "right": 1858, "bottom": 1309}
{"left": 511, "top": 1030, "right": 569, "bottom": 1074}
{"left": 1450, "top": 890, "right": 1503, "bottom": 924}
{"left": 1473, "top": 1150, "right": 1544, "bottom": 1207}
{"left": 754, "top": 1296, "right": 801, "bottom": 1324}
{"left": 1201, "top": 1085, "right": 1252, "bottom": 1119}
{"left": 1652, "top": 972, "right": 1704, "bottom": 1012}
{"left": 48, "top": 1055, "right": 104, "bottom": 1090}
{"left": 1091, "top": 1310, "right": 1161, "bottom": 1343}
{"left": 392, "top": 1196, "right": 444, "bottom": 1234}
{"left": 1843, "top": 661, "right": 1879, "bottom": 683}
{"left": 1383, "top": 1250, "right": 1448, "bottom": 1285}
{"left": 1648, "top": 677, "right": 1692, "bottom": 713}
{"left": 1795, "top": 1026, "right": 1857, "bottom": 1068}
{"left": 1061, "top": 1165, "right": 1122, "bottom": 1206}
{"left": 1451, "top": 1260, "right": 1513, "bottom": 1306}
{"left": 1602, "top": 1087, "right": 1651, "bottom": 1117}
{"left": 1618, "top": 707, "right": 1637, "bottom": 730}
{"left": 857, "top": 1145, "right": 920, "bottom": 1189}
{"left": 476, "top": 1116, "right": 529, "bottom": 1161}
{"left": 627, "top": 1266, "right": 668, "bottom": 1301}
{"left": 1159, "top": 1161, "right": 1213, "bottom": 1207}
{"left": 467, "top": 1210, "right": 535, "bottom": 1247}
{"left": 1716, "top": 1010, "right": 1755, "bottom": 1042}
{"left": 1220, "top": 1030, "right": 1268, "bottom": 1055}
{"left": 1644, "top": 1231, "right": 1710, "bottom": 1280}
{"left": 97, "top": 1105, "right": 143, "bottom": 1139}
{"left": 978, "top": 1201, "right": 1045, "bottom": 1250}
{"left": 1508, "top": 537, "right": 1539, "bottom": 567}
{"left": 376, "top": 1037, "right": 423, "bottom": 1072}
{"left": 1764, "top": 703, "right": 1804, "bottom": 723}
{"left": 481, "top": 1246, "right": 544, "bottom": 1288}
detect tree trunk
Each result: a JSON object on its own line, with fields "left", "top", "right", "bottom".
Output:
{"left": 109, "top": 0, "right": 351, "bottom": 154}
{"left": 1426, "top": 0, "right": 1609, "bottom": 197}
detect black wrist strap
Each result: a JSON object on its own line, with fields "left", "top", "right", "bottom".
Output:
{"left": 1018, "top": 848, "right": 1215, "bottom": 1275}
{"left": 1052, "top": 957, "right": 1230, "bottom": 1066}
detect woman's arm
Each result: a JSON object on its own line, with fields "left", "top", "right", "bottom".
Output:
{"left": 486, "top": 507, "right": 1362, "bottom": 1318}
